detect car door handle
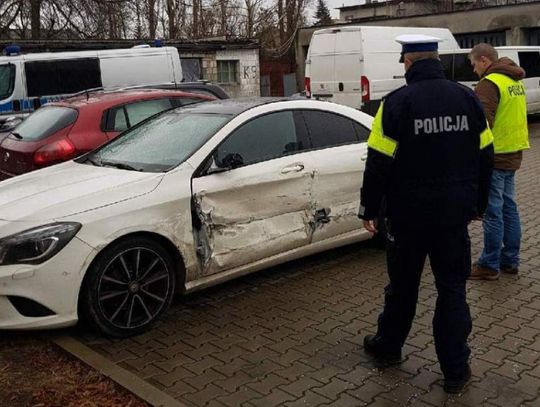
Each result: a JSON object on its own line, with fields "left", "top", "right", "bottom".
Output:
{"left": 361, "top": 153, "right": 368, "bottom": 161}
{"left": 281, "top": 164, "right": 304, "bottom": 174}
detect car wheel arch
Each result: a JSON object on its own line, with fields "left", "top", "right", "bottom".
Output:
{"left": 78, "top": 231, "right": 187, "bottom": 305}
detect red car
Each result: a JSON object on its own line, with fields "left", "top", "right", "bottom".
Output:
{"left": 0, "top": 89, "right": 214, "bottom": 180}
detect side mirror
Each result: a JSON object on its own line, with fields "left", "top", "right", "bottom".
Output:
{"left": 206, "top": 152, "right": 244, "bottom": 175}
{"left": 221, "top": 153, "right": 244, "bottom": 169}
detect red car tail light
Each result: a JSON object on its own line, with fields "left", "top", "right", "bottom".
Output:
{"left": 34, "top": 139, "right": 76, "bottom": 165}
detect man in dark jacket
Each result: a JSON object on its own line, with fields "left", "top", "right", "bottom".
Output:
{"left": 358, "top": 35, "right": 494, "bottom": 394}
{"left": 468, "top": 43, "right": 530, "bottom": 280}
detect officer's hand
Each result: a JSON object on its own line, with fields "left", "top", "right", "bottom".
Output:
{"left": 363, "top": 219, "right": 378, "bottom": 233}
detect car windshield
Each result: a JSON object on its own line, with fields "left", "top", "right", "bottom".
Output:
{"left": 13, "top": 106, "right": 78, "bottom": 140}
{"left": 86, "top": 110, "right": 231, "bottom": 172}
{"left": 0, "top": 63, "right": 16, "bottom": 100}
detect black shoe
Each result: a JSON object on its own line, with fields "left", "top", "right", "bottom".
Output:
{"left": 443, "top": 365, "right": 472, "bottom": 394}
{"left": 363, "top": 335, "right": 403, "bottom": 366}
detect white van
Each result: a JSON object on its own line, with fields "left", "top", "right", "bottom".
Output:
{"left": 439, "top": 46, "right": 540, "bottom": 115}
{"left": 0, "top": 46, "right": 183, "bottom": 120}
{"left": 305, "top": 26, "right": 459, "bottom": 114}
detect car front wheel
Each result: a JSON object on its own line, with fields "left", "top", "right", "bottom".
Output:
{"left": 80, "top": 237, "right": 176, "bottom": 337}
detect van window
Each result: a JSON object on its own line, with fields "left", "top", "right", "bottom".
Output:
{"left": 453, "top": 54, "right": 477, "bottom": 82}
{"left": 302, "top": 110, "right": 359, "bottom": 149}
{"left": 25, "top": 58, "right": 102, "bottom": 97}
{"left": 440, "top": 54, "right": 453, "bottom": 80}
{"left": 518, "top": 51, "right": 540, "bottom": 77}
{"left": 0, "top": 63, "right": 15, "bottom": 100}
{"left": 14, "top": 106, "right": 77, "bottom": 141}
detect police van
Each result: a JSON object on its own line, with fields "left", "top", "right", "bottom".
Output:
{"left": 0, "top": 45, "right": 183, "bottom": 122}
{"left": 304, "top": 26, "right": 459, "bottom": 114}
{"left": 438, "top": 46, "right": 540, "bottom": 115}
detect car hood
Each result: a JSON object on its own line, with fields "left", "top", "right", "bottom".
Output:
{"left": 0, "top": 161, "right": 163, "bottom": 222}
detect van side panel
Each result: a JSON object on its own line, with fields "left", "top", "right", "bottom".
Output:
{"left": 167, "top": 48, "right": 183, "bottom": 83}
{"left": 332, "top": 31, "right": 363, "bottom": 109}
{"left": 99, "top": 52, "right": 173, "bottom": 87}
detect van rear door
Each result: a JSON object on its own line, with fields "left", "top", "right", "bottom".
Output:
{"left": 332, "top": 29, "right": 363, "bottom": 110}
{"left": 309, "top": 30, "right": 336, "bottom": 99}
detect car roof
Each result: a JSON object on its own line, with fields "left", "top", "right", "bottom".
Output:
{"left": 50, "top": 89, "right": 214, "bottom": 109}
{"left": 175, "top": 97, "right": 294, "bottom": 116}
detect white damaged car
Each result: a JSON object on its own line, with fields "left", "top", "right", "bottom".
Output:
{"left": 0, "top": 98, "right": 374, "bottom": 337}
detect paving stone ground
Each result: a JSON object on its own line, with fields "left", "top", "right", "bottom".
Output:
{"left": 77, "top": 122, "right": 540, "bottom": 407}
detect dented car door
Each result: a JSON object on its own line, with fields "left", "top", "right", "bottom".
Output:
{"left": 299, "top": 109, "right": 370, "bottom": 243}
{"left": 191, "top": 110, "right": 314, "bottom": 276}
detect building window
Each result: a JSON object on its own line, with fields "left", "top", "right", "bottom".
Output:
{"left": 455, "top": 31, "right": 506, "bottom": 48}
{"left": 217, "top": 60, "right": 238, "bottom": 84}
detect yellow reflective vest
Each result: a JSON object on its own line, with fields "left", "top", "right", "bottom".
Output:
{"left": 483, "top": 73, "right": 529, "bottom": 154}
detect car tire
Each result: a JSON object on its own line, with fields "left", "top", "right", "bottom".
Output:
{"left": 80, "top": 236, "right": 176, "bottom": 338}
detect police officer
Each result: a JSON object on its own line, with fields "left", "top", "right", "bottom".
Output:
{"left": 358, "top": 35, "right": 494, "bottom": 394}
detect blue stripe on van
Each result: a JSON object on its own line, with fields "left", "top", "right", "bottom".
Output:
{"left": 1, "top": 95, "right": 69, "bottom": 116}
{"left": 0, "top": 101, "right": 13, "bottom": 112}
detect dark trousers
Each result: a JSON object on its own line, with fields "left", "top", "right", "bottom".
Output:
{"left": 376, "top": 222, "right": 472, "bottom": 379}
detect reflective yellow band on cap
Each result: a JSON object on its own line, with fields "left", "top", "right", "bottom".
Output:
{"left": 367, "top": 103, "right": 398, "bottom": 158}
{"left": 480, "top": 124, "right": 494, "bottom": 150}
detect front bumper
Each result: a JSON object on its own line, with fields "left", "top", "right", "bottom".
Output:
{"left": 0, "top": 236, "right": 96, "bottom": 330}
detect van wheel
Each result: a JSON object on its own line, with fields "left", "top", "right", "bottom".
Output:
{"left": 80, "top": 237, "right": 176, "bottom": 338}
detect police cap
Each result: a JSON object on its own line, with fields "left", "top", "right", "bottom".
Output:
{"left": 396, "top": 34, "right": 442, "bottom": 63}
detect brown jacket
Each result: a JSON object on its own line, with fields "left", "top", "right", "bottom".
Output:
{"left": 475, "top": 57, "right": 526, "bottom": 170}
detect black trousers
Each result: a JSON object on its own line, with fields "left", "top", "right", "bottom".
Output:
{"left": 376, "top": 221, "right": 472, "bottom": 379}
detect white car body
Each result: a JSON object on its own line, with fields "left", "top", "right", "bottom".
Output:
{"left": 0, "top": 99, "right": 373, "bottom": 332}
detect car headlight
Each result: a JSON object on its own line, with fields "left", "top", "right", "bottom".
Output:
{"left": 0, "top": 222, "right": 81, "bottom": 266}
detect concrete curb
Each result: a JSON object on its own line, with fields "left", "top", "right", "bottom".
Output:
{"left": 52, "top": 335, "right": 187, "bottom": 407}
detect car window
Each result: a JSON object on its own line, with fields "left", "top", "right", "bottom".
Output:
{"left": 302, "top": 110, "right": 359, "bottom": 148}
{"left": 453, "top": 54, "right": 477, "bottom": 82}
{"left": 124, "top": 98, "right": 173, "bottom": 127}
{"left": 518, "top": 51, "right": 540, "bottom": 77}
{"left": 215, "top": 110, "right": 305, "bottom": 168}
{"left": 89, "top": 111, "right": 230, "bottom": 172}
{"left": 113, "top": 107, "right": 128, "bottom": 131}
{"left": 353, "top": 121, "right": 370, "bottom": 142}
{"left": 170, "top": 97, "right": 205, "bottom": 108}
{"left": 13, "top": 106, "right": 78, "bottom": 141}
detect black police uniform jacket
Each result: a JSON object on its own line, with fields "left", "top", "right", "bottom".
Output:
{"left": 358, "top": 59, "right": 494, "bottom": 227}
